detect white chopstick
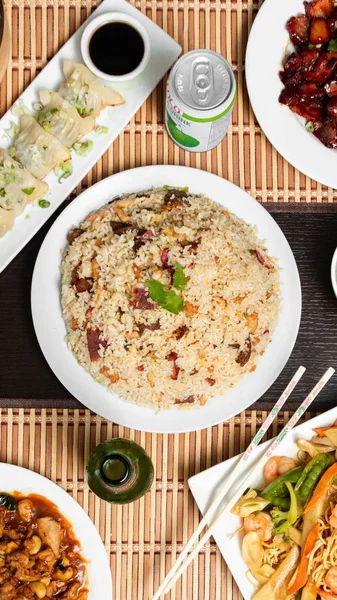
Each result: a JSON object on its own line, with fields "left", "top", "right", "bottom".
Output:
{"left": 152, "top": 365, "right": 306, "bottom": 600}
{"left": 157, "top": 367, "right": 335, "bottom": 599}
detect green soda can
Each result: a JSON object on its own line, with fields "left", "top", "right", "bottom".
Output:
{"left": 165, "top": 49, "right": 236, "bottom": 152}
{"left": 87, "top": 438, "right": 154, "bottom": 504}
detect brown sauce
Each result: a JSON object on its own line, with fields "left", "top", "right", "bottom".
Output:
{"left": 0, "top": 492, "right": 88, "bottom": 599}
{"left": 89, "top": 22, "right": 145, "bottom": 76}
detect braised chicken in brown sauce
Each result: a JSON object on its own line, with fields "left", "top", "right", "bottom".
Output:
{"left": 0, "top": 493, "right": 88, "bottom": 600}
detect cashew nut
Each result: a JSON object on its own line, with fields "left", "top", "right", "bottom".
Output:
{"left": 29, "top": 582, "right": 46, "bottom": 598}
{"left": 25, "top": 535, "right": 42, "bottom": 555}
{"left": 52, "top": 567, "right": 74, "bottom": 582}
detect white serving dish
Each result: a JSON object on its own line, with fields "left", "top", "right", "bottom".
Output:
{"left": 189, "top": 405, "right": 337, "bottom": 600}
{"left": 0, "top": 463, "right": 112, "bottom": 599}
{"left": 31, "top": 164, "right": 301, "bottom": 434}
{"left": 246, "top": 0, "right": 337, "bottom": 189}
{"left": 0, "top": 0, "right": 181, "bottom": 273}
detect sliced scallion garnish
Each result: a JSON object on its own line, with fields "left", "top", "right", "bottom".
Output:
{"left": 38, "top": 199, "right": 51, "bottom": 208}
{"left": 22, "top": 187, "right": 35, "bottom": 195}
{"left": 54, "top": 160, "right": 73, "bottom": 183}
{"left": 96, "top": 125, "right": 109, "bottom": 135}
{"left": 72, "top": 140, "right": 93, "bottom": 156}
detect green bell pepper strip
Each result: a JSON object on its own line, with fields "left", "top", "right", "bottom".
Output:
{"left": 294, "top": 452, "right": 335, "bottom": 506}
{"left": 260, "top": 466, "right": 304, "bottom": 510}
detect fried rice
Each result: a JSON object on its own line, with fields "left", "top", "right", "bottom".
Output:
{"left": 60, "top": 187, "right": 280, "bottom": 409}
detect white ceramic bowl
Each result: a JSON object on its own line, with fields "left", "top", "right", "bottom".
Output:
{"left": 331, "top": 248, "right": 337, "bottom": 298}
{"left": 81, "top": 11, "right": 151, "bottom": 82}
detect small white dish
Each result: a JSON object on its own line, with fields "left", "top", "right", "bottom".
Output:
{"left": 331, "top": 247, "right": 337, "bottom": 298}
{"left": 246, "top": 0, "right": 337, "bottom": 188}
{"left": 189, "top": 406, "right": 337, "bottom": 600}
{"left": 81, "top": 12, "right": 151, "bottom": 82}
{"left": 0, "top": 0, "right": 181, "bottom": 273}
{"left": 0, "top": 463, "right": 112, "bottom": 599}
{"left": 31, "top": 165, "right": 301, "bottom": 434}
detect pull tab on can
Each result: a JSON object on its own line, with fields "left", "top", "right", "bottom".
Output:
{"left": 191, "top": 58, "right": 214, "bottom": 107}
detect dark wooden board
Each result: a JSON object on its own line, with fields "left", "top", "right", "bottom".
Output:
{"left": 1, "top": 205, "right": 337, "bottom": 414}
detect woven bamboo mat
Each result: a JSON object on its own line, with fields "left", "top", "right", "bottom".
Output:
{"left": 0, "top": 408, "right": 316, "bottom": 600}
{"left": 1, "top": 0, "right": 336, "bottom": 204}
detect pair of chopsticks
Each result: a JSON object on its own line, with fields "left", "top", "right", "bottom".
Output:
{"left": 153, "top": 366, "right": 335, "bottom": 599}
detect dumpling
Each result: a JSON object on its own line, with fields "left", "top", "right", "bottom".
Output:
{"left": 38, "top": 90, "right": 95, "bottom": 147}
{"left": 0, "top": 206, "right": 16, "bottom": 238}
{"left": 14, "top": 115, "right": 70, "bottom": 179}
{"left": 58, "top": 60, "right": 124, "bottom": 118}
{"left": 0, "top": 149, "right": 48, "bottom": 218}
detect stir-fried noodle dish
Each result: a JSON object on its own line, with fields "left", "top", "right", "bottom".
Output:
{"left": 232, "top": 419, "right": 337, "bottom": 600}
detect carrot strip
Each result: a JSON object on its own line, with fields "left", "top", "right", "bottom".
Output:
{"left": 304, "top": 462, "right": 337, "bottom": 514}
{"left": 314, "top": 419, "right": 337, "bottom": 436}
{"left": 288, "top": 523, "right": 320, "bottom": 595}
{"left": 313, "top": 426, "right": 337, "bottom": 437}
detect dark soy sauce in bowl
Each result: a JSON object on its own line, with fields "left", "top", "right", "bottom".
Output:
{"left": 89, "top": 22, "right": 145, "bottom": 76}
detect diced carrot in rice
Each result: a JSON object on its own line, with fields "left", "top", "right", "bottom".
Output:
{"left": 147, "top": 372, "right": 155, "bottom": 387}
{"left": 91, "top": 258, "right": 100, "bottom": 280}
{"left": 100, "top": 367, "right": 119, "bottom": 384}
{"left": 133, "top": 264, "right": 142, "bottom": 281}
{"left": 233, "top": 295, "right": 246, "bottom": 304}
{"left": 184, "top": 301, "right": 198, "bottom": 317}
{"left": 95, "top": 286, "right": 103, "bottom": 303}
{"left": 115, "top": 206, "right": 131, "bottom": 222}
{"left": 245, "top": 312, "right": 258, "bottom": 334}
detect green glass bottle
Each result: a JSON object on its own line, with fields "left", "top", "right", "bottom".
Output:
{"left": 86, "top": 438, "right": 154, "bottom": 504}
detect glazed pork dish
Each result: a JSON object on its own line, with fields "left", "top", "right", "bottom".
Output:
{"left": 279, "top": 0, "right": 337, "bottom": 148}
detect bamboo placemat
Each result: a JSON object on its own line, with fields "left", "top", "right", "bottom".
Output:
{"left": 1, "top": 0, "right": 337, "bottom": 205}
{"left": 0, "top": 408, "right": 316, "bottom": 599}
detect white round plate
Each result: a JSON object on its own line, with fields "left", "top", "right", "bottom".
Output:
{"left": 31, "top": 165, "right": 301, "bottom": 433}
{"left": 0, "top": 463, "right": 112, "bottom": 599}
{"left": 246, "top": 0, "right": 337, "bottom": 189}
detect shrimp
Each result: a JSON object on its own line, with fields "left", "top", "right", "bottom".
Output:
{"left": 329, "top": 505, "right": 337, "bottom": 529}
{"left": 243, "top": 512, "right": 273, "bottom": 541}
{"left": 278, "top": 456, "right": 298, "bottom": 475}
{"left": 264, "top": 457, "right": 281, "bottom": 484}
{"left": 325, "top": 567, "right": 337, "bottom": 594}
{"left": 263, "top": 455, "right": 298, "bottom": 484}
